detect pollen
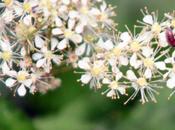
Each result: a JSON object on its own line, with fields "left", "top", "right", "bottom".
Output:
{"left": 112, "top": 47, "right": 122, "bottom": 57}
{"left": 151, "top": 23, "right": 161, "bottom": 34}
{"left": 4, "top": 0, "right": 13, "bottom": 6}
{"left": 80, "top": 7, "right": 89, "bottom": 14}
{"left": 1, "top": 51, "right": 12, "bottom": 61}
{"left": 130, "top": 41, "right": 141, "bottom": 52}
{"left": 23, "top": 3, "right": 31, "bottom": 12}
{"left": 171, "top": 19, "right": 175, "bottom": 27}
{"left": 143, "top": 58, "right": 154, "bottom": 68}
{"left": 137, "top": 78, "right": 147, "bottom": 87}
{"left": 110, "top": 81, "right": 118, "bottom": 89}
{"left": 17, "top": 72, "right": 27, "bottom": 82}
{"left": 64, "top": 29, "right": 74, "bottom": 38}
{"left": 44, "top": 51, "right": 53, "bottom": 59}
{"left": 91, "top": 67, "right": 102, "bottom": 77}
{"left": 84, "top": 35, "right": 95, "bottom": 43}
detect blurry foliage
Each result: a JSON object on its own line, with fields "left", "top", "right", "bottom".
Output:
{"left": 1, "top": 0, "right": 175, "bottom": 130}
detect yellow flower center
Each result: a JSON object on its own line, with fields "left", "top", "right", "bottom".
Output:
{"left": 171, "top": 19, "right": 175, "bottom": 27}
{"left": 97, "top": 13, "right": 108, "bottom": 21}
{"left": 16, "top": 22, "right": 36, "bottom": 39}
{"left": 64, "top": 29, "right": 73, "bottom": 38}
{"left": 44, "top": 51, "right": 53, "bottom": 59}
{"left": 4, "top": 0, "right": 13, "bottom": 6}
{"left": 23, "top": 3, "right": 31, "bottom": 12}
{"left": 112, "top": 47, "right": 122, "bottom": 57}
{"left": 91, "top": 67, "right": 102, "bottom": 77}
{"left": 80, "top": 7, "right": 89, "bottom": 14}
{"left": 143, "top": 58, "right": 154, "bottom": 68}
{"left": 137, "top": 78, "right": 147, "bottom": 87}
{"left": 1, "top": 51, "right": 12, "bottom": 61}
{"left": 130, "top": 41, "right": 141, "bottom": 52}
{"left": 84, "top": 35, "right": 95, "bottom": 43}
{"left": 17, "top": 72, "right": 27, "bottom": 82}
{"left": 110, "top": 81, "right": 118, "bottom": 89}
{"left": 151, "top": 23, "right": 161, "bottom": 34}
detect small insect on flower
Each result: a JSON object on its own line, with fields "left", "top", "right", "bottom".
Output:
{"left": 165, "top": 27, "right": 175, "bottom": 47}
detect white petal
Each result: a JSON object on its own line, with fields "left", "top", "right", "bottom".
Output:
{"left": 143, "top": 15, "right": 153, "bottom": 25}
{"left": 52, "top": 28, "right": 63, "bottom": 35}
{"left": 117, "top": 87, "right": 126, "bottom": 95}
{"left": 55, "top": 17, "right": 63, "bottom": 27}
{"left": 57, "top": 39, "right": 68, "bottom": 50}
{"left": 23, "top": 79, "right": 33, "bottom": 87}
{"left": 36, "top": 58, "right": 46, "bottom": 68}
{"left": 35, "top": 35, "right": 44, "bottom": 48}
{"left": 17, "top": 85, "right": 27, "bottom": 96}
{"left": 126, "top": 70, "right": 137, "bottom": 81}
{"left": 51, "top": 38, "right": 59, "bottom": 50}
{"left": 70, "top": 34, "right": 83, "bottom": 43}
{"left": 78, "top": 58, "right": 90, "bottom": 70}
{"left": 141, "top": 47, "right": 153, "bottom": 58}
{"left": 144, "top": 68, "right": 152, "bottom": 79}
{"left": 119, "top": 56, "right": 128, "bottom": 66}
{"left": 75, "top": 44, "right": 86, "bottom": 56}
{"left": 107, "top": 90, "right": 115, "bottom": 97}
{"left": 68, "top": 19, "right": 76, "bottom": 30}
{"left": 159, "top": 32, "right": 168, "bottom": 47}
{"left": 5, "top": 78, "right": 16, "bottom": 87}
{"left": 32, "top": 53, "right": 43, "bottom": 61}
{"left": 155, "top": 62, "right": 166, "bottom": 70}
{"left": 120, "top": 32, "right": 131, "bottom": 42}
{"left": 80, "top": 74, "right": 92, "bottom": 84}
{"left": 167, "top": 78, "right": 175, "bottom": 89}
{"left": 2, "top": 62, "right": 10, "bottom": 75}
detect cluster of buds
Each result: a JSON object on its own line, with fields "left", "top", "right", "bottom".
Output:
{"left": 1, "top": 0, "right": 175, "bottom": 104}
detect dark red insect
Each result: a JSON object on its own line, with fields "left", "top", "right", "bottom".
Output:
{"left": 166, "top": 27, "right": 175, "bottom": 47}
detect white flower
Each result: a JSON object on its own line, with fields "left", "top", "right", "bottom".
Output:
{"left": 52, "top": 19, "right": 83, "bottom": 49}
{"left": 5, "top": 70, "right": 32, "bottom": 96}
{"left": 33, "top": 36, "right": 63, "bottom": 72}
{"left": 125, "top": 70, "right": 161, "bottom": 104}
{"left": 78, "top": 57, "right": 108, "bottom": 89}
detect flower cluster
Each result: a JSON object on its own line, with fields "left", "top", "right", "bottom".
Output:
{"left": 77, "top": 9, "right": 175, "bottom": 104}
{"left": 0, "top": 0, "right": 115, "bottom": 96}
{"left": 1, "top": 0, "right": 175, "bottom": 104}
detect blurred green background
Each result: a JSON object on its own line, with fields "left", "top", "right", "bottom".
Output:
{"left": 1, "top": 0, "right": 175, "bottom": 130}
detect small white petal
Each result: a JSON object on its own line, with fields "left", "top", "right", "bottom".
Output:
{"left": 57, "top": 39, "right": 68, "bottom": 50}
{"left": 80, "top": 74, "right": 92, "bottom": 84}
{"left": 78, "top": 58, "right": 90, "bottom": 70}
{"left": 51, "top": 38, "right": 59, "bottom": 50}
{"left": 119, "top": 56, "right": 128, "bottom": 66}
{"left": 117, "top": 87, "right": 126, "bottom": 95}
{"left": 167, "top": 78, "right": 175, "bottom": 89}
{"left": 35, "top": 35, "right": 44, "bottom": 48}
{"left": 144, "top": 68, "right": 152, "bottom": 79}
{"left": 36, "top": 58, "right": 46, "bottom": 68}
{"left": 142, "top": 47, "right": 153, "bottom": 58}
{"left": 155, "top": 62, "right": 166, "bottom": 70}
{"left": 5, "top": 78, "right": 16, "bottom": 87}
{"left": 143, "top": 15, "right": 153, "bottom": 25}
{"left": 32, "top": 53, "right": 43, "bottom": 61}
{"left": 70, "top": 34, "right": 83, "bottom": 43}
{"left": 120, "top": 32, "right": 131, "bottom": 42}
{"left": 52, "top": 28, "right": 63, "bottom": 35}
{"left": 23, "top": 79, "right": 33, "bottom": 88}
{"left": 126, "top": 70, "right": 137, "bottom": 81}
{"left": 17, "top": 85, "right": 27, "bottom": 96}
{"left": 75, "top": 44, "right": 86, "bottom": 56}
